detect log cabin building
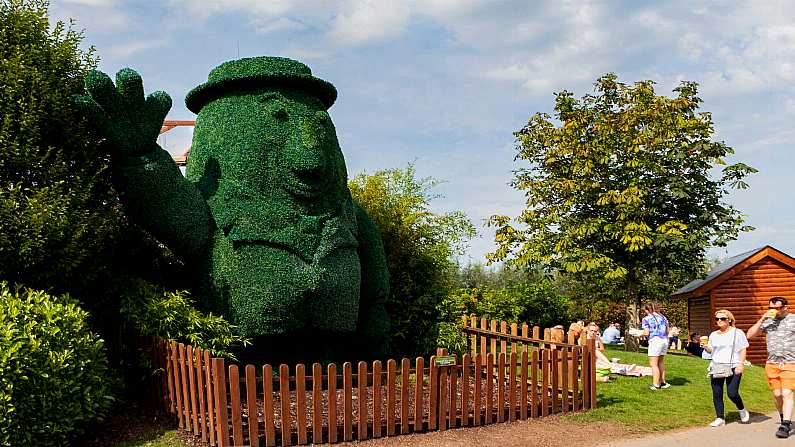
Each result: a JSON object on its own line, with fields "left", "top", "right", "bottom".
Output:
{"left": 671, "top": 245, "right": 795, "bottom": 365}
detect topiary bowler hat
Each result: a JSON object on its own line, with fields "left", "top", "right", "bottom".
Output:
{"left": 185, "top": 56, "right": 337, "bottom": 113}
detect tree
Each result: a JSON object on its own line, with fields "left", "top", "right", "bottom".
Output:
{"left": 349, "top": 164, "right": 476, "bottom": 356}
{"left": 488, "top": 74, "right": 755, "bottom": 346}
{"left": 0, "top": 0, "right": 118, "bottom": 294}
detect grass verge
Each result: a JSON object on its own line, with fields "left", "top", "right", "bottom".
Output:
{"left": 567, "top": 345, "right": 772, "bottom": 431}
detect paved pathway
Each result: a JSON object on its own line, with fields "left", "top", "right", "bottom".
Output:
{"left": 602, "top": 413, "right": 790, "bottom": 447}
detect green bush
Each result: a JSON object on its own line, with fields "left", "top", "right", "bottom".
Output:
{"left": 0, "top": 282, "right": 112, "bottom": 447}
{"left": 120, "top": 281, "right": 250, "bottom": 359}
{"left": 349, "top": 164, "right": 475, "bottom": 357}
{"left": 436, "top": 321, "right": 469, "bottom": 356}
{"left": 0, "top": 0, "right": 119, "bottom": 296}
{"left": 439, "top": 280, "right": 574, "bottom": 328}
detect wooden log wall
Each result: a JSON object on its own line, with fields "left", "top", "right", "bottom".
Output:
{"left": 148, "top": 318, "right": 597, "bottom": 446}
{"left": 688, "top": 296, "right": 711, "bottom": 340}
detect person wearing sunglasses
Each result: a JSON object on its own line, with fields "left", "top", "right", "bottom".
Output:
{"left": 702, "top": 309, "right": 750, "bottom": 427}
{"left": 748, "top": 296, "right": 795, "bottom": 438}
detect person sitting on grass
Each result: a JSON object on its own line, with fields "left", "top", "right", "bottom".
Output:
{"left": 593, "top": 346, "right": 614, "bottom": 382}
{"left": 602, "top": 323, "right": 622, "bottom": 344}
{"left": 685, "top": 332, "right": 705, "bottom": 358}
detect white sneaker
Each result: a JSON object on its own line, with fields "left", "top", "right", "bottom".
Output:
{"left": 709, "top": 418, "right": 726, "bottom": 427}
{"left": 739, "top": 409, "right": 750, "bottom": 423}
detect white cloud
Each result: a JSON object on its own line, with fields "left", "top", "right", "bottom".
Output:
{"left": 327, "top": 1, "right": 410, "bottom": 46}
{"left": 50, "top": 0, "right": 129, "bottom": 34}
{"left": 103, "top": 38, "right": 167, "bottom": 58}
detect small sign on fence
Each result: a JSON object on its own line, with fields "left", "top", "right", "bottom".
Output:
{"left": 434, "top": 355, "right": 456, "bottom": 366}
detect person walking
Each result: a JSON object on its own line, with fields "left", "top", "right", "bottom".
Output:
{"left": 702, "top": 309, "right": 750, "bottom": 427}
{"left": 642, "top": 302, "right": 671, "bottom": 390}
{"left": 747, "top": 296, "right": 795, "bottom": 438}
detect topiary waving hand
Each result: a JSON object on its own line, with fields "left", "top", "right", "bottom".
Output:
{"left": 75, "top": 68, "right": 171, "bottom": 156}
{"left": 75, "top": 68, "right": 212, "bottom": 260}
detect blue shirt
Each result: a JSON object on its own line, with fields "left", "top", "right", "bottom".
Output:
{"left": 602, "top": 326, "right": 621, "bottom": 344}
{"left": 642, "top": 313, "right": 669, "bottom": 339}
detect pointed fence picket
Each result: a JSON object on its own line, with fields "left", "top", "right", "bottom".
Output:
{"left": 148, "top": 315, "right": 596, "bottom": 446}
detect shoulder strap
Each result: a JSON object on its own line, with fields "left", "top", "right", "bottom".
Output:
{"left": 728, "top": 328, "right": 737, "bottom": 365}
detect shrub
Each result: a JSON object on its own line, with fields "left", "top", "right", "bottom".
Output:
{"left": 120, "top": 281, "right": 250, "bottom": 359}
{"left": 0, "top": 0, "right": 119, "bottom": 296}
{"left": 349, "top": 164, "right": 475, "bottom": 357}
{"left": 0, "top": 282, "right": 112, "bottom": 447}
{"left": 436, "top": 321, "right": 469, "bottom": 356}
{"left": 439, "top": 280, "right": 574, "bottom": 328}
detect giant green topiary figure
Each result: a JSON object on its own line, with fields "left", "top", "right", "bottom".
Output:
{"left": 75, "top": 57, "right": 390, "bottom": 360}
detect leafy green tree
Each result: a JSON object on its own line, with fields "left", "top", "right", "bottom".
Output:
{"left": 349, "top": 164, "right": 475, "bottom": 356}
{"left": 0, "top": 0, "right": 117, "bottom": 294}
{"left": 488, "top": 74, "right": 755, "bottom": 341}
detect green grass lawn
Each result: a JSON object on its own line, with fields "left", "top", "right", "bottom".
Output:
{"left": 567, "top": 346, "right": 773, "bottom": 431}
{"left": 111, "top": 430, "right": 187, "bottom": 447}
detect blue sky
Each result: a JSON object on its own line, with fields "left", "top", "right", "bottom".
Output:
{"left": 52, "top": 0, "right": 795, "bottom": 265}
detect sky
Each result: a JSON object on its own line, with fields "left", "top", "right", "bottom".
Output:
{"left": 51, "top": 0, "right": 795, "bottom": 266}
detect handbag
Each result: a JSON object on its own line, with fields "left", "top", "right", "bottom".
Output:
{"left": 708, "top": 329, "right": 737, "bottom": 379}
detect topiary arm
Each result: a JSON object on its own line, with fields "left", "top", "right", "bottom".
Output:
{"left": 74, "top": 68, "right": 212, "bottom": 260}
{"left": 354, "top": 203, "right": 390, "bottom": 358}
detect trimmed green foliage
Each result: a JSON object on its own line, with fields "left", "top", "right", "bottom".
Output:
{"left": 349, "top": 165, "right": 476, "bottom": 357}
{"left": 0, "top": 282, "right": 112, "bottom": 447}
{"left": 0, "top": 0, "right": 117, "bottom": 294}
{"left": 120, "top": 281, "right": 249, "bottom": 360}
{"left": 77, "top": 57, "right": 391, "bottom": 359}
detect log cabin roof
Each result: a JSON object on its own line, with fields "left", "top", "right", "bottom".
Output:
{"left": 671, "top": 245, "right": 795, "bottom": 299}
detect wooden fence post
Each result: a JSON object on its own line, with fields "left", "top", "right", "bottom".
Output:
{"left": 387, "top": 359, "right": 397, "bottom": 435}
{"left": 413, "top": 357, "right": 424, "bottom": 432}
{"left": 204, "top": 351, "right": 216, "bottom": 446}
{"left": 172, "top": 342, "right": 184, "bottom": 429}
{"left": 473, "top": 353, "right": 481, "bottom": 426}
{"left": 470, "top": 315, "right": 478, "bottom": 358}
{"left": 588, "top": 338, "right": 597, "bottom": 409}
{"left": 312, "top": 363, "right": 323, "bottom": 444}
{"left": 187, "top": 346, "right": 199, "bottom": 434}
{"left": 296, "top": 363, "right": 308, "bottom": 445}
{"left": 279, "top": 364, "right": 291, "bottom": 447}
{"left": 343, "top": 362, "right": 353, "bottom": 442}
{"left": 327, "top": 363, "right": 338, "bottom": 444}
{"left": 373, "top": 360, "right": 382, "bottom": 438}
{"left": 428, "top": 355, "right": 437, "bottom": 430}
{"left": 179, "top": 344, "right": 191, "bottom": 432}
{"left": 508, "top": 352, "right": 516, "bottom": 422}
{"left": 401, "top": 358, "right": 410, "bottom": 434}
{"left": 228, "top": 365, "right": 243, "bottom": 446}
{"left": 485, "top": 353, "right": 493, "bottom": 424}
{"left": 262, "top": 364, "right": 275, "bottom": 447}
{"left": 212, "top": 358, "right": 229, "bottom": 447}
{"left": 461, "top": 354, "right": 470, "bottom": 427}
{"left": 357, "top": 361, "right": 367, "bottom": 441}
{"left": 245, "top": 365, "right": 258, "bottom": 447}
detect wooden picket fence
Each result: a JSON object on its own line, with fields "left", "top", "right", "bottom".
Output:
{"left": 148, "top": 317, "right": 597, "bottom": 446}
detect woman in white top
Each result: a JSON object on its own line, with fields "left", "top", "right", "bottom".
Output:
{"left": 702, "top": 309, "right": 750, "bottom": 427}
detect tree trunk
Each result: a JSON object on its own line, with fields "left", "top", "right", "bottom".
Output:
{"left": 624, "top": 273, "right": 641, "bottom": 352}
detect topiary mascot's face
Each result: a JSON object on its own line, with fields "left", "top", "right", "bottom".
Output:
{"left": 188, "top": 87, "right": 349, "bottom": 224}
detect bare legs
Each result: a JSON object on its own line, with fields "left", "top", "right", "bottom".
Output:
{"left": 773, "top": 388, "right": 794, "bottom": 421}
{"left": 650, "top": 355, "right": 662, "bottom": 386}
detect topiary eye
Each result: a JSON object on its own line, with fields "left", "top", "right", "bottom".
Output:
{"left": 314, "top": 110, "right": 330, "bottom": 125}
{"left": 272, "top": 107, "right": 289, "bottom": 120}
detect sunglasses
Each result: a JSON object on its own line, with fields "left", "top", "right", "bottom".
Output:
{"left": 715, "top": 317, "right": 730, "bottom": 321}
{"left": 770, "top": 306, "right": 786, "bottom": 309}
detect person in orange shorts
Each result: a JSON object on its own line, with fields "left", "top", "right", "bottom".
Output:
{"left": 748, "top": 296, "right": 795, "bottom": 438}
